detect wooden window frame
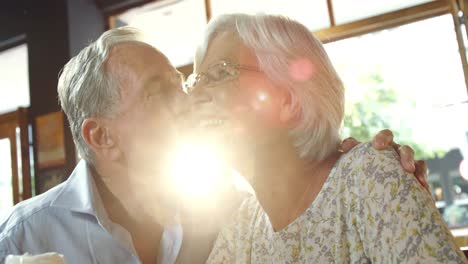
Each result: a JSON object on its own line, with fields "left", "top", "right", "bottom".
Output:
{"left": 105, "top": 0, "right": 465, "bottom": 87}
{"left": 449, "top": 0, "right": 468, "bottom": 94}
{"left": 0, "top": 108, "right": 32, "bottom": 204}
{"left": 314, "top": 0, "right": 450, "bottom": 43}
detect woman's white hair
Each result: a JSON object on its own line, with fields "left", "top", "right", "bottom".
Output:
{"left": 196, "top": 14, "right": 344, "bottom": 161}
{"left": 58, "top": 27, "right": 144, "bottom": 163}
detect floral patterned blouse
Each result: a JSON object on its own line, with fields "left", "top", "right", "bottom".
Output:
{"left": 206, "top": 143, "right": 467, "bottom": 263}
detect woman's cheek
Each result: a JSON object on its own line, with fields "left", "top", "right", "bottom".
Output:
{"left": 233, "top": 84, "right": 284, "bottom": 128}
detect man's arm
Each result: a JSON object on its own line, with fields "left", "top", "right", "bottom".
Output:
{"left": 0, "top": 236, "right": 20, "bottom": 264}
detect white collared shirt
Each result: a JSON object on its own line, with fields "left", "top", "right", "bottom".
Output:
{"left": 0, "top": 160, "right": 183, "bottom": 264}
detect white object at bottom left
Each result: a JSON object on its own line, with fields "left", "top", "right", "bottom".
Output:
{"left": 5, "top": 253, "right": 66, "bottom": 264}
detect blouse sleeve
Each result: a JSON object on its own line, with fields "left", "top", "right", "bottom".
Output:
{"left": 205, "top": 195, "right": 259, "bottom": 264}
{"left": 355, "top": 143, "right": 466, "bottom": 263}
{"left": 205, "top": 221, "right": 235, "bottom": 264}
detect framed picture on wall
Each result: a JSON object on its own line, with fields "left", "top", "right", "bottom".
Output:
{"left": 36, "top": 111, "right": 66, "bottom": 169}
{"left": 35, "top": 167, "right": 68, "bottom": 194}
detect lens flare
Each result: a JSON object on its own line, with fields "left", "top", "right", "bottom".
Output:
{"left": 288, "top": 58, "right": 315, "bottom": 82}
{"left": 460, "top": 160, "right": 468, "bottom": 181}
{"left": 257, "top": 91, "right": 268, "bottom": 102}
{"left": 168, "top": 142, "right": 226, "bottom": 198}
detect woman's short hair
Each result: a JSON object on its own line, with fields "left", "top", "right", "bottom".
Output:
{"left": 57, "top": 27, "right": 144, "bottom": 163}
{"left": 196, "top": 14, "right": 344, "bottom": 161}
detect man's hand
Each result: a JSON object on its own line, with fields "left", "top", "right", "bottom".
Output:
{"left": 340, "top": 129, "right": 429, "bottom": 191}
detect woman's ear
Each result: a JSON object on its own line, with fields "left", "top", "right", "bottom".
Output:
{"left": 279, "top": 92, "right": 299, "bottom": 125}
{"left": 82, "top": 118, "right": 120, "bottom": 161}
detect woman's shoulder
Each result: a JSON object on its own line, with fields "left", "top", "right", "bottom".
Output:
{"left": 333, "top": 142, "right": 409, "bottom": 186}
{"left": 340, "top": 141, "right": 399, "bottom": 161}
{"left": 215, "top": 194, "right": 264, "bottom": 241}
{"left": 235, "top": 195, "right": 263, "bottom": 223}
{"left": 337, "top": 142, "right": 401, "bottom": 170}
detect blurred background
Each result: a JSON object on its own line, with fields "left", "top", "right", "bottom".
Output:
{"left": 1, "top": 0, "right": 468, "bottom": 248}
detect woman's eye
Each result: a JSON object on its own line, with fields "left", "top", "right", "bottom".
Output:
{"left": 211, "top": 67, "right": 233, "bottom": 81}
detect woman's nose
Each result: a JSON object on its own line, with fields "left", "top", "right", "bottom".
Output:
{"left": 190, "top": 88, "right": 214, "bottom": 106}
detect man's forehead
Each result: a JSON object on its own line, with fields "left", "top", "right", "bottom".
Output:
{"left": 106, "top": 43, "right": 182, "bottom": 96}
{"left": 112, "top": 41, "right": 157, "bottom": 54}
{"left": 109, "top": 42, "right": 177, "bottom": 78}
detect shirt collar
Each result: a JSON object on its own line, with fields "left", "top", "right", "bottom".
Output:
{"left": 50, "top": 160, "right": 110, "bottom": 225}
{"left": 49, "top": 160, "right": 136, "bottom": 253}
{"left": 49, "top": 160, "right": 184, "bottom": 262}
{"left": 158, "top": 224, "right": 183, "bottom": 264}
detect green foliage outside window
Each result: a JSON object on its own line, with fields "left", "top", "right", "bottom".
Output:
{"left": 342, "top": 72, "right": 447, "bottom": 160}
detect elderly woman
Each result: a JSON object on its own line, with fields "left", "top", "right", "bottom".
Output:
{"left": 185, "top": 14, "right": 466, "bottom": 263}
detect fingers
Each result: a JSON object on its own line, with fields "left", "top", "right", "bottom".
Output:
{"left": 399, "top": 145, "right": 416, "bottom": 173}
{"left": 390, "top": 141, "right": 401, "bottom": 152}
{"left": 339, "top": 137, "right": 360, "bottom": 153}
{"left": 372, "top": 129, "right": 394, "bottom": 150}
{"left": 414, "top": 160, "right": 430, "bottom": 192}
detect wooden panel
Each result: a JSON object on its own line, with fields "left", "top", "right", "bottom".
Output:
{"left": 95, "top": 0, "right": 150, "bottom": 15}
{"left": 0, "top": 108, "right": 32, "bottom": 203}
{"left": 18, "top": 107, "right": 31, "bottom": 200}
{"left": 205, "top": 0, "right": 211, "bottom": 21}
{"left": 0, "top": 111, "right": 19, "bottom": 123}
{"left": 327, "top": 0, "right": 335, "bottom": 26}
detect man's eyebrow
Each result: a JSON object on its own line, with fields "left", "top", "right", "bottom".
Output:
{"left": 142, "top": 72, "right": 185, "bottom": 95}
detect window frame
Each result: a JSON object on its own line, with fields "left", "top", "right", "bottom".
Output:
{"left": 106, "top": 0, "right": 465, "bottom": 84}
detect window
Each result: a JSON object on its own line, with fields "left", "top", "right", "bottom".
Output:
{"left": 112, "top": 0, "right": 207, "bottom": 67}
{"left": 332, "top": 0, "right": 435, "bottom": 24}
{"left": 0, "top": 138, "right": 13, "bottom": 219}
{"left": 210, "top": 0, "right": 330, "bottom": 31}
{"left": 0, "top": 44, "right": 30, "bottom": 114}
{"left": 110, "top": 0, "right": 447, "bottom": 66}
{"left": 325, "top": 14, "right": 468, "bottom": 227}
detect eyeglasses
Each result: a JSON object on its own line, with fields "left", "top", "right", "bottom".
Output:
{"left": 184, "top": 61, "right": 261, "bottom": 93}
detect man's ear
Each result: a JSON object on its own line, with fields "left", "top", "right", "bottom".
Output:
{"left": 81, "top": 118, "right": 120, "bottom": 161}
{"left": 279, "top": 92, "right": 299, "bottom": 125}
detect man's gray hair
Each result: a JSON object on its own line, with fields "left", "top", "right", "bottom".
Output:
{"left": 58, "top": 27, "right": 144, "bottom": 163}
{"left": 196, "top": 14, "right": 344, "bottom": 161}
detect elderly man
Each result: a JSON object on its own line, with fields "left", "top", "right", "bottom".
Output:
{"left": 0, "top": 28, "right": 186, "bottom": 264}
{"left": 0, "top": 27, "right": 425, "bottom": 264}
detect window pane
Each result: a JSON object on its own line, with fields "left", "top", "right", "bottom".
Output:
{"left": 0, "top": 44, "right": 30, "bottom": 114}
{"left": 325, "top": 14, "right": 468, "bottom": 230}
{"left": 332, "top": 0, "right": 435, "bottom": 25}
{"left": 114, "top": 0, "right": 207, "bottom": 67}
{"left": 0, "top": 138, "right": 14, "bottom": 219}
{"left": 210, "top": 0, "right": 330, "bottom": 31}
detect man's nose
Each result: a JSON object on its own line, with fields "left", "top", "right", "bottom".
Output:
{"left": 168, "top": 89, "right": 190, "bottom": 116}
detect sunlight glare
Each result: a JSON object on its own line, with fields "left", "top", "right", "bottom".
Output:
{"left": 169, "top": 142, "right": 226, "bottom": 198}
